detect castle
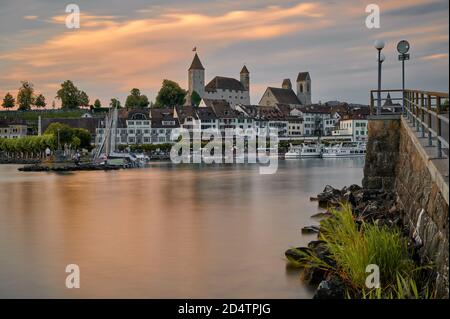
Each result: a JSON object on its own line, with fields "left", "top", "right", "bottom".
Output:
{"left": 187, "top": 53, "right": 250, "bottom": 107}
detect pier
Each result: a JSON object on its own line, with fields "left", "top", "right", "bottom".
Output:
{"left": 364, "top": 89, "right": 449, "bottom": 298}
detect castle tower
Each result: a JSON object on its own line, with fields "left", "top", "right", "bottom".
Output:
{"left": 296, "top": 72, "right": 311, "bottom": 105}
{"left": 188, "top": 53, "right": 205, "bottom": 98}
{"left": 282, "top": 79, "right": 292, "bottom": 90}
{"left": 240, "top": 65, "right": 250, "bottom": 91}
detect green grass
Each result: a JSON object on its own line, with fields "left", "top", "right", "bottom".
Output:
{"left": 0, "top": 109, "right": 91, "bottom": 122}
{"left": 291, "top": 203, "right": 436, "bottom": 298}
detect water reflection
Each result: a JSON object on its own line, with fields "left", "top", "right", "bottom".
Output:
{"left": 0, "top": 159, "right": 364, "bottom": 298}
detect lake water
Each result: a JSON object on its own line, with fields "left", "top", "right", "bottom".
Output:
{"left": 0, "top": 159, "right": 364, "bottom": 298}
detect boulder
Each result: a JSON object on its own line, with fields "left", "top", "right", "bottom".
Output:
{"left": 301, "top": 225, "right": 320, "bottom": 234}
{"left": 313, "top": 275, "right": 346, "bottom": 299}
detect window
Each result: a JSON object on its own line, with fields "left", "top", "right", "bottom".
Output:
{"left": 300, "top": 84, "right": 304, "bottom": 93}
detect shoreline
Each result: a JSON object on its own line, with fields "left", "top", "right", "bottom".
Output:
{"left": 286, "top": 184, "right": 437, "bottom": 299}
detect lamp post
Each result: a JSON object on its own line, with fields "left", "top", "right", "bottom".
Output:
{"left": 374, "top": 40, "right": 385, "bottom": 115}
{"left": 57, "top": 128, "right": 61, "bottom": 150}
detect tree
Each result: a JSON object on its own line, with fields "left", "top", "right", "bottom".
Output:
{"left": 191, "top": 90, "right": 201, "bottom": 107}
{"left": 35, "top": 94, "right": 47, "bottom": 108}
{"left": 17, "top": 81, "right": 35, "bottom": 111}
{"left": 94, "top": 99, "right": 102, "bottom": 108}
{"left": 154, "top": 80, "right": 186, "bottom": 108}
{"left": 110, "top": 98, "right": 121, "bottom": 108}
{"left": 56, "top": 80, "right": 89, "bottom": 109}
{"left": 44, "top": 122, "right": 92, "bottom": 150}
{"left": 78, "top": 91, "right": 90, "bottom": 108}
{"left": 125, "top": 88, "right": 149, "bottom": 108}
{"left": 2, "top": 92, "right": 15, "bottom": 109}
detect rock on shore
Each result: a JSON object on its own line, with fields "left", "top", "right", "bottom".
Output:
{"left": 286, "top": 184, "right": 407, "bottom": 299}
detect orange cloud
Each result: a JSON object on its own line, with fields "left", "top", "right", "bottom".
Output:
{"left": 23, "top": 15, "right": 38, "bottom": 20}
{"left": 0, "top": 2, "right": 326, "bottom": 104}
{"left": 421, "top": 53, "right": 449, "bottom": 61}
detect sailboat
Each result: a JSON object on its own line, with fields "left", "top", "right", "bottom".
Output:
{"left": 93, "top": 108, "right": 148, "bottom": 168}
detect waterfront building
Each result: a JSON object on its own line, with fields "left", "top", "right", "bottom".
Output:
{"left": 174, "top": 105, "right": 201, "bottom": 133}
{"left": 332, "top": 114, "right": 369, "bottom": 141}
{"left": 150, "top": 108, "right": 179, "bottom": 144}
{"left": 296, "top": 104, "right": 336, "bottom": 136}
{"left": 0, "top": 120, "right": 27, "bottom": 139}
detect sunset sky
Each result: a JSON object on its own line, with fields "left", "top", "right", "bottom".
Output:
{"left": 0, "top": 0, "right": 448, "bottom": 106}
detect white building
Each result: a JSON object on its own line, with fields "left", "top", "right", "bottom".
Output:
{"left": 0, "top": 120, "right": 28, "bottom": 139}
{"left": 332, "top": 116, "right": 369, "bottom": 141}
{"left": 296, "top": 105, "right": 337, "bottom": 136}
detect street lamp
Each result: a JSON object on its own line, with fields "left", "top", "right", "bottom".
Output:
{"left": 374, "top": 40, "right": 385, "bottom": 115}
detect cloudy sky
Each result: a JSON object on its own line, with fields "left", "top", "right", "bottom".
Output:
{"left": 0, "top": 0, "right": 448, "bottom": 106}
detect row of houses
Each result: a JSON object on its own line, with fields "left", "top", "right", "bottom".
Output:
{"left": 94, "top": 99, "right": 370, "bottom": 145}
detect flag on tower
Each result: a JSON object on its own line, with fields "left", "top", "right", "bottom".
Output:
{"left": 192, "top": 46, "right": 197, "bottom": 52}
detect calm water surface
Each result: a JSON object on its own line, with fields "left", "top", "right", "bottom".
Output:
{"left": 0, "top": 159, "right": 364, "bottom": 298}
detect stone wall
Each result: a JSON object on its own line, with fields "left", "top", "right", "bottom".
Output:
{"left": 395, "top": 119, "right": 449, "bottom": 298}
{"left": 362, "top": 117, "right": 400, "bottom": 190}
{"left": 363, "top": 116, "right": 449, "bottom": 298}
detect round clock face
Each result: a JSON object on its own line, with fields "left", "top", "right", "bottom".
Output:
{"left": 397, "top": 40, "right": 410, "bottom": 54}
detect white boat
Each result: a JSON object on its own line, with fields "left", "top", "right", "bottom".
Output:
{"left": 285, "top": 144, "right": 301, "bottom": 159}
{"left": 322, "top": 142, "right": 366, "bottom": 158}
{"left": 299, "top": 143, "right": 322, "bottom": 158}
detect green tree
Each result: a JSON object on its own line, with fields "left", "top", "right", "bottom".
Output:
{"left": 191, "top": 90, "right": 201, "bottom": 107}
{"left": 56, "top": 80, "right": 89, "bottom": 109}
{"left": 17, "top": 81, "right": 35, "bottom": 111}
{"left": 78, "top": 91, "right": 90, "bottom": 108}
{"left": 155, "top": 80, "right": 186, "bottom": 108}
{"left": 110, "top": 98, "right": 121, "bottom": 108}
{"left": 71, "top": 136, "right": 81, "bottom": 150}
{"left": 94, "top": 99, "right": 102, "bottom": 108}
{"left": 35, "top": 94, "right": 47, "bottom": 108}
{"left": 2, "top": 92, "right": 15, "bottom": 109}
{"left": 125, "top": 88, "right": 149, "bottom": 108}
{"left": 44, "top": 122, "right": 92, "bottom": 149}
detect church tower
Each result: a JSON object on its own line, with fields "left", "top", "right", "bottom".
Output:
{"left": 188, "top": 53, "right": 205, "bottom": 98}
{"left": 240, "top": 65, "right": 250, "bottom": 91}
{"left": 296, "top": 72, "right": 311, "bottom": 105}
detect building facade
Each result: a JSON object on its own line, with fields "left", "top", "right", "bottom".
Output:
{"left": 0, "top": 120, "right": 27, "bottom": 139}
